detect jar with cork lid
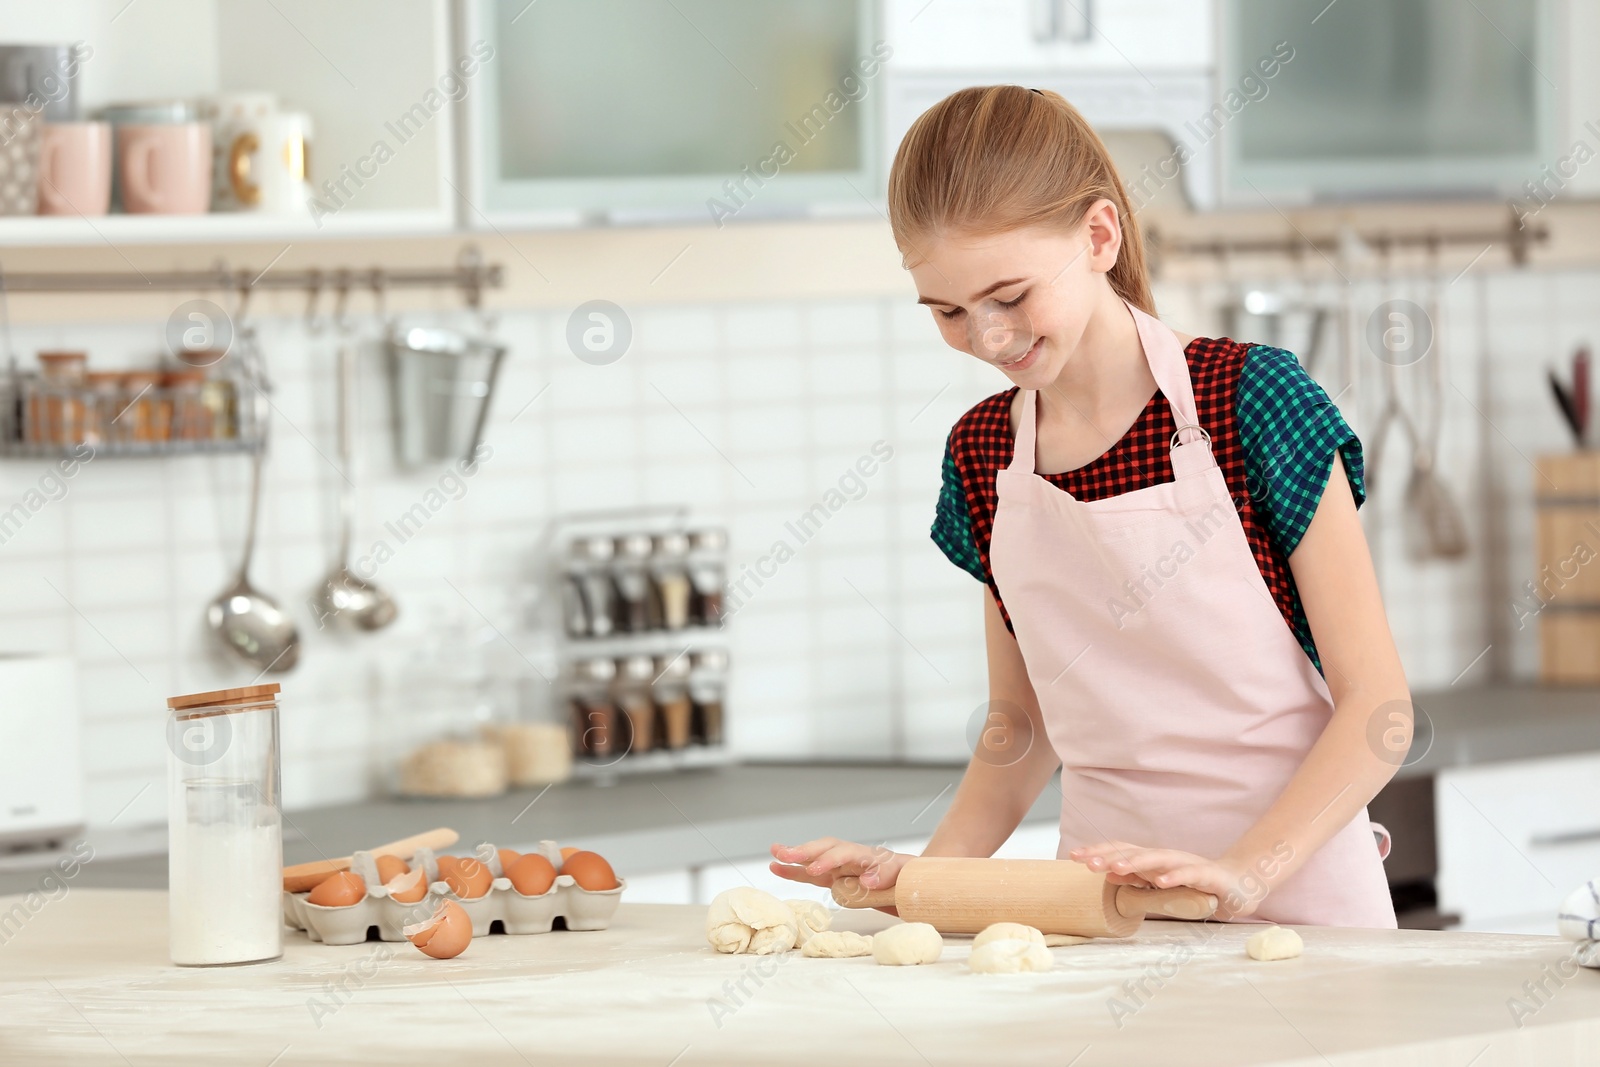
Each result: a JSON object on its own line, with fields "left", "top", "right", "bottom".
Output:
{"left": 165, "top": 683, "right": 283, "bottom": 966}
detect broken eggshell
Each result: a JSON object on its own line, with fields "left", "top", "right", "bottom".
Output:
{"left": 405, "top": 900, "right": 473, "bottom": 959}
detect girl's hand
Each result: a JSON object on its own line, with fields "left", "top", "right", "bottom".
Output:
{"left": 769, "top": 838, "right": 911, "bottom": 914}
{"left": 1068, "top": 841, "right": 1262, "bottom": 920}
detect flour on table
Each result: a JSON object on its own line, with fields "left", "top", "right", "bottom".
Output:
{"left": 873, "top": 922, "right": 943, "bottom": 966}
{"left": 706, "top": 887, "right": 797, "bottom": 955}
{"left": 1245, "top": 926, "right": 1303, "bottom": 961}
{"left": 970, "top": 938, "right": 1055, "bottom": 974}
{"left": 784, "top": 899, "right": 831, "bottom": 945}
{"left": 802, "top": 930, "right": 874, "bottom": 958}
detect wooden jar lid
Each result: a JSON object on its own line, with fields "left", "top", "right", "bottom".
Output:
{"left": 167, "top": 683, "right": 281, "bottom": 711}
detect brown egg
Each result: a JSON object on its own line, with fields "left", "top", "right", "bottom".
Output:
{"left": 559, "top": 846, "right": 580, "bottom": 862}
{"left": 506, "top": 853, "right": 558, "bottom": 897}
{"left": 386, "top": 867, "right": 428, "bottom": 903}
{"left": 433, "top": 855, "right": 459, "bottom": 878}
{"left": 404, "top": 900, "right": 472, "bottom": 960}
{"left": 559, "top": 851, "right": 619, "bottom": 891}
{"left": 496, "top": 848, "right": 521, "bottom": 872}
{"left": 444, "top": 857, "right": 493, "bottom": 899}
{"left": 374, "top": 855, "right": 411, "bottom": 884}
{"left": 307, "top": 871, "right": 366, "bottom": 908}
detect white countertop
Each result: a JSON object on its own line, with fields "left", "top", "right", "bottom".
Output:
{"left": 4, "top": 889, "right": 1597, "bottom": 1065}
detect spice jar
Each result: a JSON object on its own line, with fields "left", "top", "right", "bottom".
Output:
{"left": 652, "top": 653, "right": 693, "bottom": 751}
{"left": 84, "top": 372, "right": 123, "bottom": 445}
{"left": 689, "top": 648, "right": 729, "bottom": 746}
{"left": 164, "top": 369, "right": 211, "bottom": 441}
{"left": 652, "top": 532, "right": 693, "bottom": 631}
{"left": 572, "top": 657, "right": 621, "bottom": 759}
{"left": 34, "top": 351, "right": 87, "bottom": 446}
{"left": 613, "top": 654, "right": 656, "bottom": 754}
{"left": 201, "top": 371, "right": 237, "bottom": 439}
{"left": 569, "top": 536, "right": 617, "bottom": 637}
{"left": 165, "top": 683, "right": 283, "bottom": 966}
{"left": 612, "top": 533, "right": 655, "bottom": 632}
{"left": 688, "top": 528, "right": 728, "bottom": 626}
{"left": 120, "top": 371, "right": 167, "bottom": 443}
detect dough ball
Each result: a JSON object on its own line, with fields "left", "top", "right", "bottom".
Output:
{"left": 785, "top": 899, "right": 832, "bottom": 945}
{"left": 1556, "top": 880, "right": 1600, "bottom": 942}
{"left": 802, "top": 930, "right": 874, "bottom": 958}
{"left": 1043, "top": 933, "right": 1092, "bottom": 947}
{"left": 872, "top": 922, "right": 943, "bottom": 966}
{"left": 1245, "top": 925, "right": 1303, "bottom": 961}
{"left": 969, "top": 938, "right": 1055, "bottom": 974}
{"left": 706, "top": 887, "right": 798, "bottom": 955}
{"left": 972, "top": 922, "right": 1044, "bottom": 949}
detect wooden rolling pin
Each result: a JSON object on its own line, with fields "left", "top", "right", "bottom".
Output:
{"left": 281, "top": 828, "right": 458, "bottom": 892}
{"left": 831, "top": 857, "right": 1216, "bottom": 938}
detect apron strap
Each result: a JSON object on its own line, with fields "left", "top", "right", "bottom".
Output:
{"left": 1008, "top": 388, "right": 1039, "bottom": 473}
{"left": 1008, "top": 305, "right": 1213, "bottom": 477}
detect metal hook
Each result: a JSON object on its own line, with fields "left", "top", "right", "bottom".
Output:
{"left": 304, "top": 269, "right": 325, "bottom": 335}
{"left": 368, "top": 267, "right": 390, "bottom": 338}
{"left": 331, "top": 269, "right": 353, "bottom": 335}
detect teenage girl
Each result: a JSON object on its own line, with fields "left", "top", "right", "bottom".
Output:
{"left": 771, "top": 86, "right": 1406, "bottom": 926}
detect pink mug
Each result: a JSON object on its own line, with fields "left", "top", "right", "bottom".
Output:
{"left": 117, "top": 122, "right": 212, "bottom": 214}
{"left": 38, "top": 121, "right": 112, "bottom": 216}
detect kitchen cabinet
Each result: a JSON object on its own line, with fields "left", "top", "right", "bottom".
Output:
{"left": 461, "top": 0, "right": 884, "bottom": 225}
{"left": 884, "top": 0, "right": 1215, "bottom": 73}
{"left": 0, "top": 0, "right": 456, "bottom": 246}
{"left": 1435, "top": 751, "right": 1600, "bottom": 935}
{"left": 1216, "top": 0, "right": 1570, "bottom": 204}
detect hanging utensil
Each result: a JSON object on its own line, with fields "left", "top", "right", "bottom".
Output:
{"left": 206, "top": 323, "right": 301, "bottom": 673}
{"left": 311, "top": 293, "right": 397, "bottom": 632}
{"left": 1402, "top": 243, "right": 1469, "bottom": 560}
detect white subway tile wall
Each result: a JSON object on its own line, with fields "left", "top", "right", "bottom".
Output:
{"left": 0, "top": 270, "right": 1591, "bottom": 826}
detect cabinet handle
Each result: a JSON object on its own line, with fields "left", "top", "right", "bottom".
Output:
{"left": 1060, "top": 0, "right": 1093, "bottom": 43}
{"left": 1030, "top": 0, "right": 1058, "bottom": 43}
{"left": 1530, "top": 827, "right": 1600, "bottom": 848}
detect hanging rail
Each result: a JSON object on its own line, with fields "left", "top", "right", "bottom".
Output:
{"left": 0, "top": 248, "right": 503, "bottom": 306}
{"left": 1147, "top": 209, "right": 1550, "bottom": 273}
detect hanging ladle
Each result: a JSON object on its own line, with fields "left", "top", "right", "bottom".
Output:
{"left": 206, "top": 309, "right": 301, "bottom": 673}
{"left": 311, "top": 279, "right": 397, "bottom": 631}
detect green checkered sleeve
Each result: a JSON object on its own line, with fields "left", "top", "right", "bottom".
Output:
{"left": 1237, "top": 343, "right": 1366, "bottom": 557}
{"left": 931, "top": 438, "right": 985, "bottom": 582}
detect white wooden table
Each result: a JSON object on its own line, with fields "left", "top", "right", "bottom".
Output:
{"left": 2, "top": 890, "right": 1597, "bottom": 1065}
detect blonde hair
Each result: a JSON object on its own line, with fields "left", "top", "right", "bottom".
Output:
{"left": 887, "top": 85, "right": 1154, "bottom": 315}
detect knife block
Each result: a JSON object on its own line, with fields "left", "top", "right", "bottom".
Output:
{"left": 1534, "top": 452, "right": 1600, "bottom": 684}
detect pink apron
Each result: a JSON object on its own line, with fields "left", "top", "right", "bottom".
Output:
{"left": 988, "top": 301, "right": 1396, "bottom": 928}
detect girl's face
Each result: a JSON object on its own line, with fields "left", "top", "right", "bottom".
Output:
{"left": 906, "top": 204, "right": 1122, "bottom": 389}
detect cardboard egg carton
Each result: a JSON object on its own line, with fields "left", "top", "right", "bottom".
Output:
{"left": 282, "top": 839, "right": 625, "bottom": 946}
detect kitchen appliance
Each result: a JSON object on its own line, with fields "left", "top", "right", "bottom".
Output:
{"left": 385, "top": 325, "right": 505, "bottom": 468}
{"left": 0, "top": 44, "right": 81, "bottom": 122}
{"left": 831, "top": 857, "right": 1216, "bottom": 936}
{"left": 0, "top": 654, "right": 83, "bottom": 850}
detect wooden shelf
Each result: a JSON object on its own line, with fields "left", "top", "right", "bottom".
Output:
{"left": 0, "top": 210, "right": 455, "bottom": 248}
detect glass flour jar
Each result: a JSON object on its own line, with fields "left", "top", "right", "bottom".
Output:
{"left": 165, "top": 683, "right": 283, "bottom": 966}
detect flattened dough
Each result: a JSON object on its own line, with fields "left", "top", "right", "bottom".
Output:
{"left": 706, "top": 887, "right": 798, "bottom": 955}
{"left": 1245, "top": 925, "right": 1303, "bottom": 961}
{"left": 972, "top": 922, "right": 1044, "bottom": 949}
{"left": 802, "top": 930, "right": 874, "bottom": 958}
{"left": 1044, "top": 933, "right": 1092, "bottom": 947}
{"left": 784, "top": 899, "right": 832, "bottom": 945}
{"left": 873, "top": 922, "right": 943, "bottom": 966}
{"left": 969, "top": 938, "right": 1055, "bottom": 974}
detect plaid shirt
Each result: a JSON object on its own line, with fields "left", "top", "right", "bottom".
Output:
{"left": 931, "top": 339, "right": 1365, "bottom": 673}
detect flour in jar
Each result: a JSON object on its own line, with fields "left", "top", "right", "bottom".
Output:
{"left": 169, "top": 820, "right": 283, "bottom": 965}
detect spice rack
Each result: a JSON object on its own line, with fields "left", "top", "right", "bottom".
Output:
{"left": 0, "top": 355, "right": 263, "bottom": 458}
{"left": 544, "top": 507, "right": 732, "bottom": 780}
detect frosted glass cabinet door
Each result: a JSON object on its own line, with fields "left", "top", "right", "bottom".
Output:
{"left": 1221, "top": 0, "right": 1556, "bottom": 202}
{"left": 466, "top": 0, "right": 883, "bottom": 223}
